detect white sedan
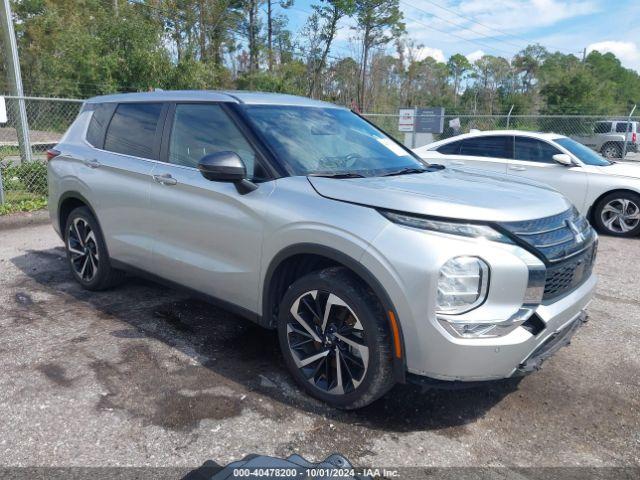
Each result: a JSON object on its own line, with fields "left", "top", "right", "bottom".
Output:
{"left": 415, "top": 130, "right": 640, "bottom": 237}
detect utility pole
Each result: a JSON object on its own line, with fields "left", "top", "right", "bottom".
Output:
{"left": 114, "top": 0, "right": 119, "bottom": 17}
{"left": 0, "top": 0, "right": 31, "bottom": 163}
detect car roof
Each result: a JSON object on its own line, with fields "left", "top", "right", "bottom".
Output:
{"left": 424, "top": 130, "right": 566, "bottom": 149}
{"left": 84, "top": 90, "right": 344, "bottom": 109}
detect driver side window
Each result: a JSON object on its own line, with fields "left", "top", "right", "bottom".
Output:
{"left": 168, "top": 104, "right": 267, "bottom": 180}
{"left": 514, "top": 137, "right": 561, "bottom": 163}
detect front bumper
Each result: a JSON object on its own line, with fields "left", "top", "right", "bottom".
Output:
{"left": 407, "top": 272, "right": 596, "bottom": 382}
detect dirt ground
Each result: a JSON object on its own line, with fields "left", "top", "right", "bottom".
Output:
{"left": 0, "top": 222, "right": 638, "bottom": 475}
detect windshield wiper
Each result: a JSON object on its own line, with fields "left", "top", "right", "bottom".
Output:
{"left": 382, "top": 167, "right": 429, "bottom": 176}
{"left": 308, "top": 172, "right": 367, "bottom": 179}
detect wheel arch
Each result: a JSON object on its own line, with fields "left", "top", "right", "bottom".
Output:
{"left": 58, "top": 192, "right": 103, "bottom": 241}
{"left": 262, "top": 243, "right": 407, "bottom": 382}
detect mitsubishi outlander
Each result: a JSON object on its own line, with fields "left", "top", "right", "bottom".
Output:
{"left": 48, "top": 91, "right": 597, "bottom": 409}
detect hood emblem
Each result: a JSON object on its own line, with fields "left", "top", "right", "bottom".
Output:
{"left": 566, "top": 219, "right": 585, "bottom": 244}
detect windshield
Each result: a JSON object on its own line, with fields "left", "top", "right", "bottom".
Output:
{"left": 555, "top": 137, "right": 612, "bottom": 166}
{"left": 240, "top": 105, "right": 427, "bottom": 177}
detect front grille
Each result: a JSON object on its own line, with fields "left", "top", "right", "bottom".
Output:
{"left": 499, "top": 207, "right": 595, "bottom": 263}
{"left": 499, "top": 208, "right": 597, "bottom": 301}
{"left": 543, "top": 243, "right": 597, "bottom": 300}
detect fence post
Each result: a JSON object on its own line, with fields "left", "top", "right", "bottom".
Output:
{"left": 506, "top": 104, "right": 514, "bottom": 129}
{"left": 0, "top": 164, "right": 4, "bottom": 204}
{"left": 622, "top": 104, "right": 636, "bottom": 159}
{"left": 1, "top": 0, "right": 32, "bottom": 166}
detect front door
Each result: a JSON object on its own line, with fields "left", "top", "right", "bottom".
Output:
{"left": 507, "top": 136, "right": 587, "bottom": 211}
{"left": 149, "top": 103, "right": 274, "bottom": 313}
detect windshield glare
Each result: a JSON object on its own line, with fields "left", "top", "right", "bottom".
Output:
{"left": 240, "top": 105, "right": 427, "bottom": 176}
{"left": 555, "top": 137, "right": 612, "bottom": 166}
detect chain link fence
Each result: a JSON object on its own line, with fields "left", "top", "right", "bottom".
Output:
{"left": 0, "top": 96, "right": 83, "bottom": 213}
{"left": 0, "top": 95, "right": 638, "bottom": 213}
{"left": 363, "top": 112, "right": 640, "bottom": 158}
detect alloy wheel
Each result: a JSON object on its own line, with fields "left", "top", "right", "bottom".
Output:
{"left": 286, "top": 290, "right": 369, "bottom": 395}
{"left": 600, "top": 198, "right": 640, "bottom": 233}
{"left": 67, "top": 218, "right": 100, "bottom": 282}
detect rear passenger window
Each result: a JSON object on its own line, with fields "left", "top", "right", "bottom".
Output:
{"left": 460, "top": 136, "right": 512, "bottom": 158}
{"left": 514, "top": 137, "right": 561, "bottom": 163}
{"left": 104, "top": 103, "right": 163, "bottom": 159}
{"left": 594, "top": 122, "right": 612, "bottom": 134}
{"left": 437, "top": 140, "right": 462, "bottom": 155}
{"left": 86, "top": 103, "right": 115, "bottom": 148}
{"left": 615, "top": 123, "right": 631, "bottom": 133}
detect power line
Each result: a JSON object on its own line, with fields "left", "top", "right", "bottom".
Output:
{"left": 398, "top": 4, "right": 517, "bottom": 57}
{"left": 413, "top": 0, "right": 582, "bottom": 55}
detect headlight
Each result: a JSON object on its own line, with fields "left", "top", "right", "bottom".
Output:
{"left": 379, "top": 210, "right": 512, "bottom": 243}
{"left": 436, "top": 256, "right": 489, "bottom": 314}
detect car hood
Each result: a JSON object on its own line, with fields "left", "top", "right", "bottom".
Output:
{"left": 307, "top": 167, "right": 572, "bottom": 222}
{"left": 593, "top": 162, "right": 640, "bottom": 179}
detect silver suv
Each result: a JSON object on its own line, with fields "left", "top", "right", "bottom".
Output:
{"left": 48, "top": 91, "right": 598, "bottom": 409}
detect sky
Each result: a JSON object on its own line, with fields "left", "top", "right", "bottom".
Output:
{"left": 281, "top": 0, "right": 640, "bottom": 72}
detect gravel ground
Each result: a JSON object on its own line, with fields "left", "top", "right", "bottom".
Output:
{"left": 0, "top": 222, "right": 638, "bottom": 473}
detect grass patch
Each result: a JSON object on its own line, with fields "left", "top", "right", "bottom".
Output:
{"left": 0, "top": 190, "right": 47, "bottom": 215}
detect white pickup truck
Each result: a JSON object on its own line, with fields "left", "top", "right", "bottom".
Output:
{"left": 572, "top": 120, "right": 638, "bottom": 158}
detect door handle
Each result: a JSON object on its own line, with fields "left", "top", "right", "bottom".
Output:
{"left": 153, "top": 173, "right": 178, "bottom": 185}
{"left": 509, "top": 165, "right": 527, "bottom": 171}
{"left": 83, "top": 159, "right": 101, "bottom": 168}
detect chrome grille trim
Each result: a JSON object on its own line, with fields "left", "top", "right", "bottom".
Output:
{"left": 498, "top": 208, "right": 595, "bottom": 263}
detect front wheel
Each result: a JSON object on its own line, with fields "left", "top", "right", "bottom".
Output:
{"left": 277, "top": 267, "right": 395, "bottom": 409}
{"left": 593, "top": 192, "right": 640, "bottom": 237}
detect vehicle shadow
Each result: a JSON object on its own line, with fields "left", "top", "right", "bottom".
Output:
{"left": 11, "top": 247, "right": 521, "bottom": 435}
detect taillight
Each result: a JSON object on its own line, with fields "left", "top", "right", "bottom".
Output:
{"left": 46, "top": 149, "right": 60, "bottom": 161}
{"left": 633, "top": 132, "right": 637, "bottom": 143}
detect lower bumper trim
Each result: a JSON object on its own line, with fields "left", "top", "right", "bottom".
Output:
{"left": 514, "top": 311, "right": 588, "bottom": 376}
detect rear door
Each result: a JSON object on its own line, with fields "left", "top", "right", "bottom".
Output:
{"left": 507, "top": 136, "right": 588, "bottom": 210}
{"left": 84, "top": 101, "right": 166, "bottom": 270}
{"left": 148, "top": 102, "right": 275, "bottom": 313}
{"left": 427, "top": 136, "right": 510, "bottom": 173}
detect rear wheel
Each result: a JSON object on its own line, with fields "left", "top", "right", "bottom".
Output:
{"left": 601, "top": 142, "right": 622, "bottom": 159}
{"left": 64, "top": 207, "right": 124, "bottom": 290}
{"left": 593, "top": 192, "right": 640, "bottom": 237}
{"left": 277, "top": 267, "right": 395, "bottom": 409}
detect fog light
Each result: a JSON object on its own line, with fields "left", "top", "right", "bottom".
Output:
{"left": 436, "top": 256, "right": 489, "bottom": 314}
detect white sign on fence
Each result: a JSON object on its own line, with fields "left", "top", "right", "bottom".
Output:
{"left": 398, "top": 108, "right": 415, "bottom": 132}
{"left": 0, "top": 97, "right": 7, "bottom": 123}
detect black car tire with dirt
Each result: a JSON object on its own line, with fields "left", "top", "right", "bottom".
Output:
{"left": 277, "top": 267, "right": 395, "bottom": 409}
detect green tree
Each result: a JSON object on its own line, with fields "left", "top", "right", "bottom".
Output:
{"left": 307, "top": 0, "right": 356, "bottom": 98}
{"left": 353, "top": 0, "right": 404, "bottom": 110}
{"left": 447, "top": 53, "right": 471, "bottom": 106}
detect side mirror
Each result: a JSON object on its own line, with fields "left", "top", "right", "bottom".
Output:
{"left": 197, "top": 151, "right": 258, "bottom": 194}
{"left": 198, "top": 151, "right": 246, "bottom": 181}
{"left": 552, "top": 153, "right": 573, "bottom": 166}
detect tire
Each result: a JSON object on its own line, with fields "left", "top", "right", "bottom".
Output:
{"left": 592, "top": 192, "right": 640, "bottom": 237}
{"left": 64, "top": 206, "right": 124, "bottom": 290}
{"left": 601, "top": 142, "right": 622, "bottom": 159}
{"left": 277, "top": 266, "right": 395, "bottom": 409}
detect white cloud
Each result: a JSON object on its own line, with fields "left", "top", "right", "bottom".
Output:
{"left": 465, "top": 50, "right": 485, "bottom": 63}
{"left": 414, "top": 46, "right": 446, "bottom": 63}
{"left": 399, "top": 0, "right": 600, "bottom": 57}
{"left": 587, "top": 41, "right": 640, "bottom": 70}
